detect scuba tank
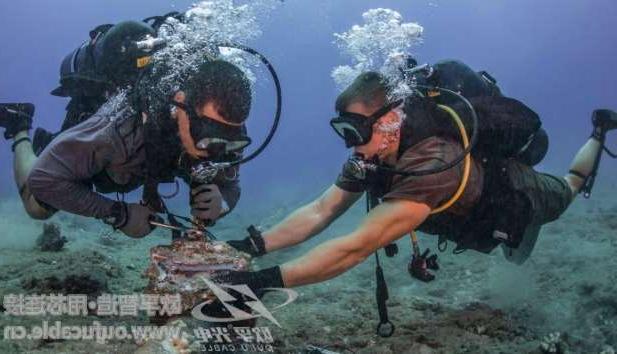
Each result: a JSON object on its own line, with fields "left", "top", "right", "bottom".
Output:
{"left": 34, "top": 18, "right": 174, "bottom": 155}
{"left": 51, "top": 21, "right": 158, "bottom": 99}
{"left": 402, "top": 59, "right": 549, "bottom": 167}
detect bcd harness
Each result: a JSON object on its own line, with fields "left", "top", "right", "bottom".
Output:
{"left": 372, "top": 101, "right": 471, "bottom": 337}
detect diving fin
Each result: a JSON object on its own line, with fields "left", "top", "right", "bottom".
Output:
{"left": 592, "top": 109, "right": 617, "bottom": 136}
{"left": 0, "top": 103, "right": 35, "bottom": 139}
{"left": 580, "top": 109, "right": 617, "bottom": 198}
{"left": 501, "top": 223, "right": 541, "bottom": 265}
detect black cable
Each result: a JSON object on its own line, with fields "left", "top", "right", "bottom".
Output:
{"left": 376, "top": 85, "right": 479, "bottom": 177}
{"left": 604, "top": 145, "right": 617, "bottom": 158}
{"left": 213, "top": 43, "right": 282, "bottom": 167}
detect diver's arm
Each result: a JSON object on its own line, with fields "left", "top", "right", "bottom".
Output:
{"left": 26, "top": 120, "right": 118, "bottom": 219}
{"left": 263, "top": 185, "right": 363, "bottom": 252}
{"left": 280, "top": 199, "right": 431, "bottom": 287}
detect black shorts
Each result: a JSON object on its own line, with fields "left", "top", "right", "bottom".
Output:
{"left": 501, "top": 160, "right": 573, "bottom": 264}
{"left": 506, "top": 161, "right": 573, "bottom": 226}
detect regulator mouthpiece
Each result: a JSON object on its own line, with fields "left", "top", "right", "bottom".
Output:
{"left": 190, "top": 161, "right": 231, "bottom": 184}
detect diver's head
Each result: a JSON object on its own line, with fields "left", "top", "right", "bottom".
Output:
{"left": 171, "top": 60, "right": 252, "bottom": 161}
{"left": 331, "top": 72, "right": 403, "bottom": 162}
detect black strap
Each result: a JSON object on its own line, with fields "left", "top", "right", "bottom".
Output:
{"left": 142, "top": 179, "right": 165, "bottom": 213}
{"left": 142, "top": 176, "right": 216, "bottom": 240}
{"left": 143, "top": 178, "right": 180, "bottom": 239}
{"left": 366, "top": 192, "right": 395, "bottom": 337}
{"left": 604, "top": 145, "right": 617, "bottom": 158}
{"left": 89, "top": 24, "right": 114, "bottom": 41}
{"left": 11, "top": 137, "right": 31, "bottom": 152}
{"left": 580, "top": 134, "right": 606, "bottom": 198}
{"left": 438, "top": 235, "right": 448, "bottom": 252}
{"left": 375, "top": 252, "right": 395, "bottom": 337}
{"left": 568, "top": 169, "right": 587, "bottom": 180}
{"left": 143, "top": 12, "right": 184, "bottom": 31}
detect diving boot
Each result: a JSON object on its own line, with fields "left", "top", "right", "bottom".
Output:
{"left": 573, "top": 108, "right": 617, "bottom": 198}
{"left": 591, "top": 109, "right": 617, "bottom": 140}
{"left": 0, "top": 103, "right": 34, "bottom": 139}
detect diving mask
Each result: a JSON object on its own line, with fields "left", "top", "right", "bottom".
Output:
{"left": 170, "top": 100, "right": 251, "bottom": 157}
{"left": 330, "top": 100, "right": 402, "bottom": 148}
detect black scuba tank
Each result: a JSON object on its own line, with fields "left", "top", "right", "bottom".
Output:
{"left": 407, "top": 59, "right": 548, "bottom": 166}
{"left": 51, "top": 21, "right": 157, "bottom": 99}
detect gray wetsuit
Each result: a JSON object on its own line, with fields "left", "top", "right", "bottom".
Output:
{"left": 27, "top": 106, "right": 240, "bottom": 219}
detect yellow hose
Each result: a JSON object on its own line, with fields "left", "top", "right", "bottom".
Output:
{"left": 410, "top": 104, "right": 472, "bottom": 251}
{"left": 430, "top": 105, "right": 472, "bottom": 214}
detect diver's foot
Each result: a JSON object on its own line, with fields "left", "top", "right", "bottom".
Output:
{"left": 591, "top": 109, "right": 617, "bottom": 140}
{"left": 0, "top": 103, "right": 34, "bottom": 139}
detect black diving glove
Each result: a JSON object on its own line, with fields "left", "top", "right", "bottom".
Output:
{"left": 190, "top": 183, "right": 226, "bottom": 224}
{"left": 211, "top": 266, "right": 285, "bottom": 294}
{"left": 227, "top": 225, "right": 267, "bottom": 257}
{"left": 103, "top": 202, "right": 161, "bottom": 238}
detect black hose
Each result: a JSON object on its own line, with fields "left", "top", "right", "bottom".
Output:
{"left": 377, "top": 85, "right": 479, "bottom": 177}
{"left": 213, "top": 43, "right": 283, "bottom": 167}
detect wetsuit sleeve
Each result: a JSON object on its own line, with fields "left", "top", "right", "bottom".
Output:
{"left": 27, "top": 116, "right": 120, "bottom": 219}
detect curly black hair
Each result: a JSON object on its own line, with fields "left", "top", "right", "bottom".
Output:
{"left": 184, "top": 59, "right": 252, "bottom": 124}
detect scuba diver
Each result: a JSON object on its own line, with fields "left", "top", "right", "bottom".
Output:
{"left": 0, "top": 19, "right": 257, "bottom": 238}
{"left": 213, "top": 60, "right": 616, "bottom": 332}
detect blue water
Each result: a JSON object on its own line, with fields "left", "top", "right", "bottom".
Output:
{"left": 1, "top": 0, "right": 616, "bottom": 213}
{"left": 0, "top": 2, "right": 616, "bottom": 352}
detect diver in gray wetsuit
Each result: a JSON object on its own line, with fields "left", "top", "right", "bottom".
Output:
{"left": 0, "top": 56, "right": 253, "bottom": 238}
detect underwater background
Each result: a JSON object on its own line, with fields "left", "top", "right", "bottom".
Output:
{"left": 0, "top": 1, "right": 616, "bottom": 353}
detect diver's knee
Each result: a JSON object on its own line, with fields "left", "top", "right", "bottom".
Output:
{"left": 25, "top": 202, "right": 54, "bottom": 220}
{"left": 20, "top": 187, "right": 55, "bottom": 220}
{"left": 563, "top": 175, "right": 582, "bottom": 198}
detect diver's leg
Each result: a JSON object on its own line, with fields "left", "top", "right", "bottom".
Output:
{"left": 565, "top": 109, "right": 617, "bottom": 195}
{"left": 502, "top": 164, "right": 573, "bottom": 264}
{"left": 564, "top": 138, "right": 602, "bottom": 195}
{"left": 1, "top": 104, "right": 54, "bottom": 219}
{"left": 12, "top": 132, "right": 53, "bottom": 219}
{"left": 13, "top": 131, "right": 36, "bottom": 189}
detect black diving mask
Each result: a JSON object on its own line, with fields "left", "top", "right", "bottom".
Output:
{"left": 330, "top": 100, "right": 402, "bottom": 148}
{"left": 170, "top": 100, "right": 252, "bottom": 158}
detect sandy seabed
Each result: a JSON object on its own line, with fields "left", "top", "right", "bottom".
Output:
{"left": 0, "top": 182, "right": 615, "bottom": 354}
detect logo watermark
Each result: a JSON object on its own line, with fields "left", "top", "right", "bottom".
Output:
{"left": 2, "top": 285, "right": 297, "bottom": 352}
{"left": 191, "top": 277, "right": 298, "bottom": 327}
{"left": 3, "top": 320, "right": 184, "bottom": 344}
{"left": 3, "top": 293, "right": 182, "bottom": 317}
